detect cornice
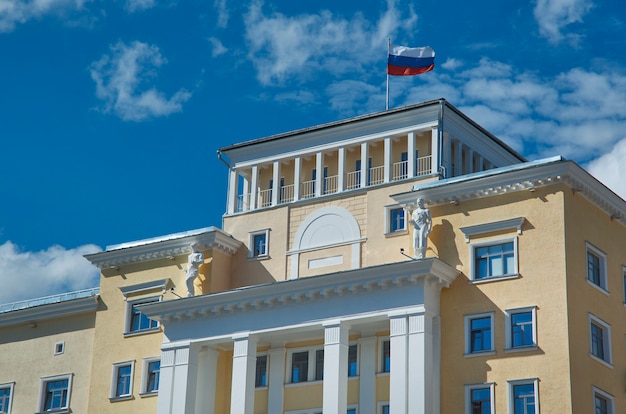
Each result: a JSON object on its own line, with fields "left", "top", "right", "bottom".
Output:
{"left": 139, "top": 258, "right": 460, "bottom": 323}
{"left": 0, "top": 295, "right": 99, "bottom": 328}
{"left": 85, "top": 228, "right": 242, "bottom": 269}
{"left": 390, "top": 158, "right": 626, "bottom": 228}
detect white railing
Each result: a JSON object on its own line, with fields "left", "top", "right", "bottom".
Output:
{"left": 369, "top": 165, "right": 384, "bottom": 185}
{"left": 237, "top": 193, "right": 250, "bottom": 212}
{"left": 393, "top": 161, "right": 408, "bottom": 180}
{"left": 281, "top": 184, "right": 294, "bottom": 203}
{"left": 258, "top": 189, "right": 272, "bottom": 208}
{"left": 346, "top": 171, "right": 361, "bottom": 190}
{"left": 301, "top": 180, "right": 315, "bottom": 199}
{"left": 324, "top": 175, "right": 338, "bottom": 194}
{"left": 417, "top": 155, "right": 432, "bottom": 176}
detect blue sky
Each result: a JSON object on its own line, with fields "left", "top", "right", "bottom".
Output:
{"left": 1, "top": 0, "right": 625, "bottom": 303}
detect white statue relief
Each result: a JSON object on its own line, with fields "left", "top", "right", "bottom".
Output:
{"left": 185, "top": 242, "right": 204, "bottom": 297}
{"left": 409, "top": 198, "right": 432, "bottom": 259}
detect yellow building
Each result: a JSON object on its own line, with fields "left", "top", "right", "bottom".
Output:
{"left": 1, "top": 98, "right": 625, "bottom": 414}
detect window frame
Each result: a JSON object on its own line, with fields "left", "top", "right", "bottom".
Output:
{"left": 378, "top": 402, "right": 390, "bottom": 414}
{"left": 508, "top": 378, "right": 539, "bottom": 414}
{"left": 593, "top": 386, "right": 614, "bottom": 414}
{"left": 505, "top": 306, "right": 537, "bottom": 351}
{"left": 124, "top": 296, "right": 160, "bottom": 336}
{"left": 465, "top": 382, "right": 495, "bottom": 414}
{"left": 384, "top": 205, "right": 407, "bottom": 236}
{"left": 255, "top": 354, "right": 268, "bottom": 388}
{"left": 249, "top": 229, "right": 270, "bottom": 259}
{"left": 470, "top": 237, "right": 518, "bottom": 282}
{"left": 286, "top": 347, "right": 323, "bottom": 384}
{"left": 54, "top": 341, "right": 65, "bottom": 356}
{"left": 140, "top": 357, "right": 160, "bottom": 397}
{"left": 378, "top": 338, "right": 390, "bottom": 374}
{"left": 586, "top": 242, "right": 608, "bottom": 293}
{"left": 0, "top": 382, "right": 14, "bottom": 414}
{"left": 110, "top": 361, "right": 135, "bottom": 401}
{"left": 464, "top": 312, "right": 495, "bottom": 356}
{"left": 38, "top": 374, "right": 72, "bottom": 413}
{"left": 589, "top": 313, "right": 612, "bottom": 367}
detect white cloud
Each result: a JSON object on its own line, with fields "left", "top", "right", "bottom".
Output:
{"left": 124, "top": 0, "right": 155, "bottom": 13}
{"left": 0, "top": 241, "right": 101, "bottom": 304}
{"left": 0, "top": 0, "right": 89, "bottom": 32}
{"left": 208, "top": 36, "right": 227, "bottom": 57}
{"left": 90, "top": 40, "right": 191, "bottom": 122}
{"left": 441, "top": 58, "right": 462, "bottom": 71}
{"left": 533, "top": 0, "right": 593, "bottom": 44}
{"left": 214, "top": 0, "right": 228, "bottom": 28}
{"left": 586, "top": 137, "right": 626, "bottom": 200}
{"left": 243, "top": 0, "right": 416, "bottom": 86}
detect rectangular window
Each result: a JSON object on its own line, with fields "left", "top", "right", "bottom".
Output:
{"left": 291, "top": 351, "right": 309, "bottom": 383}
{"left": 126, "top": 297, "right": 159, "bottom": 334}
{"left": 389, "top": 207, "right": 406, "bottom": 233}
{"left": 506, "top": 307, "right": 537, "bottom": 350}
{"left": 348, "top": 344, "right": 358, "bottom": 377}
{"left": 465, "top": 383, "right": 494, "bottom": 414}
{"left": 381, "top": 339, "right": 390, "bottom": 373}
{"left": 111, "top": 362, "right": 134, "bottom": 399}
{"left": 586, "top": 243, "right": 607, "bottom": 291}
{"left": 473, "top": 240, "right": 516, "bottom": 279}
{"left": 314, "top": 349, "right": 324, "bottom": 381}
{"left": 142, "top": 359, "right": 160, "bottom": 394}
{"left": 249, "top": 229, "right": 269, "bottom": 258}
{"left": 39, "top": 375, "right": 71, "bottom": 412}
{"left": 465, "top": 313, "right": 494, "bottom": 354}
{"left": 381, "top": 405, "right": 390, "bottom": 414}
{"left": 0, "top": 383, "right": 13, "bottom": 414}
{"left": 255, "top": 355, "right": 268, "bottom": 388}
{"left": 512, "top": 382, "right": 536, "bottom": 414}
{"left": 288, "top": 347, "right": 325, "bottom": 384}
{"left": 589, "top": 314, "right": 612, "bottom": 365}
{"left": 593, "top": 387, "right": 614, "bottom": 414}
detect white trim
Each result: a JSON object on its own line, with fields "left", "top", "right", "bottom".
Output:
{"left": 460, "top": 217, "right": 525, "bottom": 243}
{"left": 140, "top": 357, "right": 160, "bottom": 396}
{"left": 110, "top": 360, "right": 135, "bottom": 400}
{"left": 592, "top": 386, "right": 615, "bottom": 414}
{"left": 589, "top": 313, "right": 613, "bottom": 367}
{"left": 53, "top": 341, "right": 65, "bottom": 356}
{"left": 124, "top": 296, "right": 161, "bottom": 336}
{"left": 586, "top": 242, "right": 608, "bottom": 293}
{"left": 119, "top": 279, "right": 172, "bottom": 298}
{"left": 464, "top": 382, "right": 495, "bottom": 414}
{"left": 249, "top": 229, "right": 270, "bottom": 259}
{"left": 0, "top": 382, "right": 15, "bottom": 414}
{"left": 507, "top": 378, "right": 539, "bottom": 414}
{"left": 464, "top": 312, "right": 495, "bottom": 356}
{"left": 470, "top": 237, "right": 518, "bottom": 281}
{"left": 38, "top": 373, "right": 73, "bottom": 413}
{"left": 505, "top": 306, "right": 537, "bottom": 351}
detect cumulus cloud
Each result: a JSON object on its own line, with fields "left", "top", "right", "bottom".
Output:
{"left": 533, "top": 0, "right": 593, "bottom": 44}
{"left": 243, "top": 0, "right": 416, "bottom": 85}
{"left": 586, "top": 138, "right": 626, "bottom": 200}
{"left": 208, "top": 37, "right": 228, "bottom": 57}
{"left": 0, "top": 0, "right": 89, "bottom": 32}
{"left": 124, "top": 0, "right": 155, "bottom": 13}
{"left": 0, "top": 241, "right": 101, "bottom": 304}
{"left": 90, "top": 40, "right": 191, "bottom": 122}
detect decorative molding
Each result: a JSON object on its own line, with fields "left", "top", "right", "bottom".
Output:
{"left": 119, "top": 279, "right": 172, "bottom": 298}
{"left": 460, "top": 217, "right": 525, "bottom": 243}
{"left": 0, "top": 292, "right": 99, "bottom": 328}
{"left": 140, "top": 258, "right": 460, "bottom": 324}
{"left": 85, "top": 227, "right": 242, "bottom": 269}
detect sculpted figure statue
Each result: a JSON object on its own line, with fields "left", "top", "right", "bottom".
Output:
{"left": 409, "top": 198, "right": 432, "bottom": 259}
{"left": 185, "top": 242, "right": 204, "bottom": 297}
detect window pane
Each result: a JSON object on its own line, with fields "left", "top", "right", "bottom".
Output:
{"left": 291, "top": 351, "right": 308, "bottom": 383}
{"left": 147, "top": 360, "right": 160, "bottom": 392}
{"left": 391, "top": 208, "right": 405, "bottom": 232}
{"left": 591, "top": 323, "right": 605, "bottom": 360}
{"left": 253, "top": 234, "right": 266, "bottom": 257}
{"left": 513, "top": 383, "right": 535, "bottom": 414}
{"left": 315, "top": 349, "right": 324, "bottom": 381}
{"left": 382, "top": 340, "right": 390, "bottom": 372}
{"left": 595, "top": 395, "right": 608, "bottom": 414}
{"left": 130, "top": 302, "right": 158, "bottom": 332}
{"left": 255, "top": 356, "right": 267, "bottom": 387}
{"left": 512, "top": 312, "right": 533, "bottom": 347}
{"left": 471, "top": 387, "right": 491, "bottom": 414}
{"left": 470, "top": 317, "right": 491, "bottom": 352}
{"left": 382, "top": 405, "right": 390, "bottom": 414}
{"left": 116, "top": 365, "right": 132, "bottom": 396}
{"left": 0, "top": 387, "right": 11, "bottom": 413}
{"left": 348, "top": 344, "right": 358, "bottom": 377}
{"left": 44, "top": 379, "right": 68, "bottom": 410}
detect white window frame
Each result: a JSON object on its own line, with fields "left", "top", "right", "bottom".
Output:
{"left": 384, "top": 205, "right": 407, "bottom": 236}
{"left": 0, "top": 382, "right": 15, "bottom": 414}
{"left": 54, "top": 341, "right": 65, "bottom": 355}
{"left": 593, "top": 386, "right": 614, "bottom": 414}
{"left": 586, "top": 242, "right": 608, "bottom": 293}
{"left": 464, "top": 312, "right": 495, "bottom": 356}
{"left": 140, "top": 357, "right": 160, "bottom": 397}
{"left": 378, "top": 337, "right": 390, "bottom": 374}
{"left": 110, "top": 360, "right": 135, "bottom": 400}
{"left": 286, "top": 346, "right": 324, "bottom": 385}
{"left": 589, "top": 313, "right": 612, "bottom": 367}
{"left": 465, "top": 382, "right": 495, "bottom": 414}
{"left": 249, "top": 229, "right": 270, "bottom": 259}
{"left": 470, "top": 237, "right": 518, "bottom": 282}
{"left": 377, "top": 401, "right": 390, "bottom": 414}
{"left": 124, "top": 296, "right": 160, "bottom": 336}
{"left": 38, "top": 373, "right": 72, "bottom": 413}
{"left": 508, "top": 378, "right": 539, "bottom": 414}
{"left": 255, "top": 353, "right": 268, "bottom": 388}
{"left": 505, "top": 306, "right": 537, "bottom": 351}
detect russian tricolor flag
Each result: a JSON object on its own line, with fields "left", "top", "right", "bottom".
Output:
{"left": 387, "top": 45, "right": 435, "bottom": 76}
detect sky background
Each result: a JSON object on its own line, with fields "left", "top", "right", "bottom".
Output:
{"left": 1, "top": 0, "right": 625, "bottom": 303}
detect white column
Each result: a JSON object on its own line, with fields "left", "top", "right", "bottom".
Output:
{"left": 322, "top": 321, "right": 349, "bottom": 414}
{"left": 315, "top": 151, "right": 324, "bottom": 197}
{"left": 268, "top": 348, "right": 286, "bottom": 413}
{"left": 230, "top": 334, "right": 257, "bottom": 414}
{"left": 360, "top": 142, "right": 369, "bottom": 188}
{"left": 407, "top": 312, "right": 434, "bottom": 414}
{"left": 250, "top": 165, "right": 258, "bottom": 210}
{"left": 338, "top": 147, "right": 346, "bottom": 192}
{"left": 407, "top": 132, "right": 416, "bottom": 178}
{"left": 465, "top": 149, "right": 474, "bottom": 174}
{"left": 389, "top": 314, "right": 408, "bottom": 414}
{"left": 431, "top": 127, "right": 439, "bottom": 176}
{"left": 384, "top": 136, "right": 392, "bottom": 183}
{"left": 443, "top": 133, "right": 452, "bottom": 178}
{"left": 455, "top": 141, "right": 463, "bottom": 177}
{"left": 477, "top": 154, "right": 484, "bottom": 172}
{"left": 157, "top": 346, "right": 199, "bottom": 414}
{"left": 227, "top": 168, "right": 238, "bottom": 215}
{"left": 272, "top": 160, "right": 280, "bottom": 206}
{"left": 242, "top": 175, "right": 250, "bottom": 211}
{"left": 358, "top": 337, "right": 377, "bottom": 414}
{"left": 195, "top": 347, "right": 219, "bottom": 414}
{"left": 294, "top": 156, "right": 301, "bottom": 202}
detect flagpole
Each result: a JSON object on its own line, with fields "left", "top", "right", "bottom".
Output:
{"left": 386, "top": 37, "right": 390, "bottom": 111}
